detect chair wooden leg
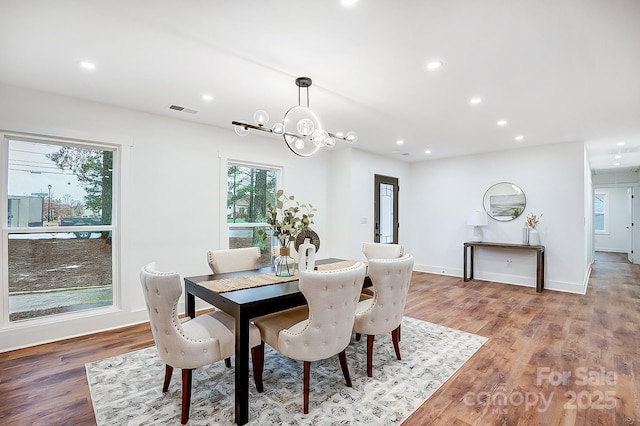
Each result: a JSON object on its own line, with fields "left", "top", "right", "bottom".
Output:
{"left": 251, "top": 343, "right": 264, "bottom": 393}
{"left": 303, "top": 361, "right": 311, "bottom": 414}
{"left": 181, "top": 369, "right": 193, "bottom": 425}
{"left": 367, "top": 334, "right": 375, "bottom": 377}
{"left": 224, "top": 357, "right": 231, "bottom": 368}
{"left": 338, "top": 349, "right": 352, "bottom": 387}
{"left": 392, "top": 325, "right": 402, "bottom": 360}
{"left": 163, "top": 364, "right": 173, "bottom": 392}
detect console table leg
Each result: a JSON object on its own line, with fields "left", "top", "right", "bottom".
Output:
{"left": 463, "top": 245, "right": 474, "bottom": 282}
{"left": 536, "top": 251, "right": 545, "bottom": 292}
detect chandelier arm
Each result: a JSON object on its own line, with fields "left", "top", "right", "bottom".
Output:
{"left": 326, "top": 132, "right": 349, "bottom": 142}
{"left": 231, "top": 121, "right": 273, "bottom": 133}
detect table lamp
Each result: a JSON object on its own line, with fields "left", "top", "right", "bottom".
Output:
{"left": 467, "top": 210, "right": 488, "bottom": 242}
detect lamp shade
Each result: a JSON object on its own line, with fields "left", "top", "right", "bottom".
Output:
{"left": 467, "top": 210, "right": 488, "bottom": 226}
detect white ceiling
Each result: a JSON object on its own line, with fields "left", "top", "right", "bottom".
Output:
{"left": 1, "top": 0, "right": 639, "bottom": 173}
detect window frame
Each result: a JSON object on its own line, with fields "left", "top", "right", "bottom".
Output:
{"left": 221, "top": 158, "right": 281, "bottom": 248}
{"left": 1, "top": 132, "right": 120, "bottom": 326}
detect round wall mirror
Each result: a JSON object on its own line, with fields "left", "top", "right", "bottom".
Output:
{"left": 483, "top": 182, "right": 526, "bottom": 221}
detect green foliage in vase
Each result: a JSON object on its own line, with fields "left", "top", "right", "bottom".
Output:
{"left": 257, "top": 189, "right": 316, "bottom": 248}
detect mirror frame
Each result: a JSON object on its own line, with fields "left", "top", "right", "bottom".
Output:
{"left": 483, "top": 182, "right": 526, "bottom": 221}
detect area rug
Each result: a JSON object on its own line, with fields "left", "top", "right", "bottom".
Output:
{"left": 86, "top": 317, "right": 487, "bottom": 425}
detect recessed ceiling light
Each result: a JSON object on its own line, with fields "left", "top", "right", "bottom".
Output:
{"left": 396, "top": 140, "right": 404, "bottom": 145}
{"left": 497, "top": 120, "right": 507, "bottom": 126}
{"left": 80, "top": 61, "right": 95, "bottom": 70}
{"left": 426, "top": 61, "right": 442, "bottom": 70}
{"left": 202, "top": 94, "right": 213, "bottom": 101}
{"left": 341, "top": 0, "right": 357, "bottom": 6}
{"left": 470, "top": 97, "right": 482, "bottom": 105}
{"left": 424, "top": 150, "right": 432, "bottom": 154}
{"left": 614, "top": 162, "right": 621, "bottom": 166}
{"left": 615, "top": 154, "right": 622, "bottom": 159}
{"left": 515, "top": 135, "right": 524, "bottom": 141}
{"left": 617, "top": 141, "right": 625, "bottom": 146}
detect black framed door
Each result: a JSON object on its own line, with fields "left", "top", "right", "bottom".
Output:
{"left": 374, "top": 174, "right": 399, "bottom": 244}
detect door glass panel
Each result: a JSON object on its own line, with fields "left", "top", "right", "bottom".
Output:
{"left": 379, "top": 183, "right": 394, "bottom": 243}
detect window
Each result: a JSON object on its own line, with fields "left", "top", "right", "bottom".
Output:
{"left": 3, "top": 136, "right": 116, "bottom": 322}
{"left": 594, "top": 191, "right": 608, "bottom": 234}
{"left": 227, "top": 162, "right": 278, "bottom": 267}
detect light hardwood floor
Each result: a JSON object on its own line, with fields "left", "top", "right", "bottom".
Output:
{"left": 0, "top": 252, "right": 638, "bottom": 425}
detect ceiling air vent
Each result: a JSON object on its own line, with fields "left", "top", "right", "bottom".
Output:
{"left": 168, "top": 104, "right": 199, "bottom": 114}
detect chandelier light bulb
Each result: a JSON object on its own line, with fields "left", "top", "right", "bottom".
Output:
{"left": 234, "top": 122, "right": 250, "bottom": 136}
{"left": 325, "top": 137, "right": 336, "bottom": 147}
{"left": 312, "top": 129, "right": 329, "bottom": 147}
{"left": 253, "top": 110, "right": 269, "bottom": 126}
{"left": 272, "top": 122, "right": 284, "bottom": 134}
{"left": 345, "top": 131, "right": 358, "bottom": 143}
{"left": 297, "top": 118, "right": 315, "bottom": 136}
{"left": 294, "top": 138, "right": 305, "bottom": 150}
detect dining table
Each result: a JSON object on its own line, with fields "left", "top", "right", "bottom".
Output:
{"left": 183, "top": 258, "right": 365, "bottom": 425}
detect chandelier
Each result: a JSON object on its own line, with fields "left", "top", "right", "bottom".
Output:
{"left": 232, "top": 77, "right": 358, "bottom": 157}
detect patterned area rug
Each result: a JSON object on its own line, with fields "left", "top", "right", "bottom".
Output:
{"left": 86, "top": 317, "right": 487, "bottom": 425}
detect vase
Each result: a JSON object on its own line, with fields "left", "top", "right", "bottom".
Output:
{"left": 274, "top": 247, "right": 296, "bottom": 277}
{"left": 522, "top": 225, "right": 530, "bottom": 245}
{"left": 529, "top": 229, "right": 540, "bottom": 246}
{"left": 298, "top": 238, "right": 316, "bottom": 272}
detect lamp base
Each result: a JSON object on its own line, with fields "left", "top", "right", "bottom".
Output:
{"left": 472, "top": 225, "right": 483, "bottom": 242}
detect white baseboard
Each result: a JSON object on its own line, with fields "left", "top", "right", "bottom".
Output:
{"left": 413, "top": 263, "right": 588, "bottom": 294}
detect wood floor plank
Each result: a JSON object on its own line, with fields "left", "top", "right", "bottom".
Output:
{"left": 1, "top": 252, "right": 639, "bottom": 425}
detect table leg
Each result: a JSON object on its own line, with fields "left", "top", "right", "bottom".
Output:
{"left": 185, "top": 285, "right": 195, "bottom": 319}
{"left": 235, "top": 311, "right": 250, "bottom": 425}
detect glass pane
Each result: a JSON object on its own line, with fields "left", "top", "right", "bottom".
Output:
{"left": 8, "top": 139, "right": 113, "bottom": 227}
{"left": 227, "top": 165, "right": 277, "bottom": 224}
{"left": 379, "top": 183, "right": 394, "bottom": 244}
{"left": 594, "top": 213, "right": 605, "bottom": 231}
{"left": 8, "top": 233, "right": 113, "bottom": 322}
{"left": 228, "top": 225, "right": 273, "bottom": 268}
{"left": 594, "top": 194, "right": 605, "bottom": 214}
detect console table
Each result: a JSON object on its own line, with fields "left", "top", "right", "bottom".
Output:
{"left": 463, "top": 241, "right": 545, "bottom": 292}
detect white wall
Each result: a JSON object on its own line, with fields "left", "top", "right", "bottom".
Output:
{"left": 0, "top": 83, "right": 337, "bottom": 351}
{"left": 408, "top": 142, "right": 590, "bottom": 293}
{"left": 326, "top": 148, "right": 411, "bottom": 262}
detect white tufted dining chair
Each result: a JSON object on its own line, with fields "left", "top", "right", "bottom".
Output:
{"left": 139, "top": 262, "right": 263, "bottom": 424}
{"left": 353, "top": 254, "right": 414, "bottom": 377}
{"left": 360, "top": 242, "right": 404, "bottom": 298}
{"left": 362, "top": 242, "right": 404, "bottom": 260}
{"left": 207, "top": 247, "right": 261, "bottom": 274}
{"left": 253, "top": 262, "right": 367, "bottom": 414}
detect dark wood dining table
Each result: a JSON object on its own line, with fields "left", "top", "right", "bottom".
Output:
{"left": 183, "top": 258, "right": 361, "bottom": 425}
